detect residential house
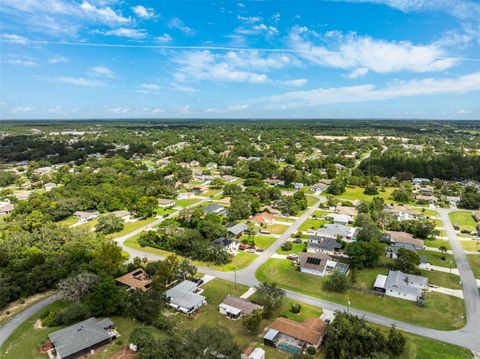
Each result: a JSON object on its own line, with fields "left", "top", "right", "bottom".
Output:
{"left": 14, "top": 191, "right": 31, "bottom": 201}
{"left": 228, "top": 223, "right": 248, "bottom": 238}
{"left": 33, "top": 166, "right": 53, "bottom": 176}
{"left": 419, "top": 256, "right": 429, "bottom": 270}
{"left": 177, "top": 192, "right": 195, "bottom": 200}
{"left": 190, "top": 160, "right": 200, "bottom": 167}
{"left": 203, "top": 203, "right": 226, "bottom": 215}
{"left": 292, "top": 182, "right": 304, "bottom": 190}
{"left": 165, "top": 280, "right": 206, "bottom": 314}
{"left": 178, "top": 162, "right": 190, "bottom": 168}
{"left": 206, "top": 162, "right": 218, "bottom": 169}
{"left": 374, "top": 270, "right": 428, "bottom": 302}
{"left": 110, "top": 210, "right": 131, "bottom": 221}
{"left": 73, "top": 211, "right": 99, "bottom": 222}
{"left": 412, "top": 178, "right": 430, "bottom": 185}
{"left": 384, "top": 231, "right": 424, "bottom": 258}
{"left": 218, "top": 196, "right": 232, "bottom": 206}
{"left": 387, "top": 205, "right": 418, "bottom": 221}
{"left": 335, "top": 205, "right": 357, "bottom": 217}
{"left": 280, "top": 190, "right": 294, "bottom": 197}
{"left": 298, "top": 252, "right": 338, "bottom": 277}
{"left": 474, "top": 212, "right": 480, "bottom": 222}
{"left": 222, "top": 175, "right": 238, "bottom": 183}
{"left": 263, "top": 317, "right": 327, "bottom": 353}
{"left": 115, "top": 269, "right": 152, "bottom": 291}
{"left": 48, "top": 317, "right": 117, "bottom": 359}
{"left": 250, "top": 212, "right": 275, "bottom": 226}
{"left": 306, "top": 235, "right": 342, "bottom": 255}
{"left": 260, "top": 206, "right": 281, "bottom": 216}
{"left": 192, "top": 185, "right": 209, "bottom": 195}
{"left": 311, "top": 182, "right": 329, "bottom": 193}
{"left": 157, "top": 198, "right": 176, "bottom": 208}
{"left": 242, "top": 347, "right": 266, "bottom": 359}
{"left": 0, "top": 202, "right": 14, "bottom": 215}
{"left": 213, "top": 237, "right": 239, "bottom": 254}
{"left": 219, "top": 295, "right": 262, "bottom": 320}
{"left": 315, "top": 224, "right": 357, "bottom": 242}
{"left": 43, "top": 182, "right": 57, "bottom": 192}
{"left": 327, "top": 213, "right": 353, "bottom": 225}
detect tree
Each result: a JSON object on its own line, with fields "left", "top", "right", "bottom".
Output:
{"left": 178, "top": 258, "right": 197, "bottom": 280}
{"left": 355, "top": 213, "right": 382, "bottom": 241}
{"left": 322, "top": 271, "right": 349, "bottom": 292}
{"left": 282, "top": 241, "right": 293, "bottom": 251}
{"left": 96, "top": 214, "right": 124, "bottom": 234}
{"left": 458, "top": 186, "right": 480, "bottom": 209}
{"left": 326, "top": 179, "right": 345, "bottom": 195}
{"left": 387, "top": 325, "right": 406, "bottom": 356}
{"left": 346, "top": 240, "right": 384, "bottom": 269}
{"left": 254, "top": 282, "right": 285, "bottom": 318}
{"left": 156, "top": 255, "right": 180, "bottom": 287}
{"left": 135, "top": 196, "right": 158, "bottom": 218}
{"left": 392, "top": 187, "right": 414, "bottom": 203}
{"left": 124, "top": 287, "right": 166, "bottom": 324}
{"left": 363, "top": 184, "right": 378, "bottom": 195}
{"left": 91, "top": 240, "right": 124, "bottom": 275}
{"left": 86, "top": 276, "right": 123, "bottom": 316}
{"left": 439, "top": 245, "right": 448, "bottom": 254}
{"left": 57, "top": 272, "right": 98, "bottom": 303}
{"left": 326, "top": 163, "right": 337, "bottom": 179}
{"left": 187, "top": 325, "right": 240, "bottom": 359}
{"left": 395, "top": 248, "right": 420, "bottom": 274}
{"left": 242, "top": 308, "right": 263, "bottom": 334}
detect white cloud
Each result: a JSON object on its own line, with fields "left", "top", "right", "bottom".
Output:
{"left": 10, "top": 106, "right": 35, "bottom": 113}
{"left": 168, "top": 17, "right": 195, "bottom": 36}
{"left": 288, "top": 26, "right": 458, "bottom": 73}
{"left": 346, "top": 67, "right": 369, "bottom": 79}
{"left": 48, "top": 76, "right": 105, "bottom": 87}
{"left": 80, "top": 1, "right": 130, "bottom": 24}
{"left": 2, "top": 33, "right": 29, "bottom": 44}
{"left": 151, "top": 107, "right": 165, "bottom": 114}
{"left": 140, "top": 83, "right": 161, "bottom": 91}
{"left": 98, "top": 27, "right": 147, "bottom": 39}
{"left": 48, "top": 54, "right": 68, "bottom": 64}
{"left": 237, "top": 15, "right": 262, "bottom": 24}
{"left": 261, "top": 72, "right": 480, "bottom": 109}
{"left": 107, "top": 107, "right": 130, "bottom": 114}
{"left": 90, "top": 66, "right": 115, "bottom": 78}
{"left": 156, "top": 33, "right": 173, "bottom": 43}
{"left": 282, "top": 79, "right": 308, "bottom": 87}
{"left": 4, "top": 59, "right": 38, "bottom": 66}
{"left": 457, "top": 108, "right": 472, "bottom": 114}
{"left": 132, "top": 5, "right": 154, "bottom": 18}
{"left": 236, "top": 23, "right": 278, "bottom": 36}
{"left": 171, "top": 83, "right": 197, "bottom": 92}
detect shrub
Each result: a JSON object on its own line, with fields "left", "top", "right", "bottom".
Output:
{"left": 282, "top": 241, "right": 293, "bottom": 251}
{"left": 322, "top": 271, "right": 349, "bottom": 293}
{"left": 306, "top": 346, "right": 317, "bottom": 355}
{"left": 54, "top": 303, "right": 90, "bottom": 326}
{"left": 363, "top": 184, "right": 379, "bottom": 195}
{"left": 291, "top": 303, "right": 301, "bottom": 314}
{"left": 41, "top": 310, "right": 57, "bottom": 327}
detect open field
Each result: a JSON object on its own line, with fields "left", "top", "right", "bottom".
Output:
{"left": 299, "top": 218, "right": 326, "bottom": 232}
{"left": 56, "top": 216, "right": 78, "bottom": 227}
{"left": 256, "top": 259, "right": 465, "bottom": 330}
{"left": 275, "top": 241, "right": 306, "bottom": 255}
{"left": 419, "top": 250, "right": 456, "bottom": 268}
{"left": 175, "top": 198, "right": 202, "bottom": 208}
{"left": 466, "top": 255, "right": 480, "bottom": 279}
{"left": 424, "top": 238, "right": 451, "bottom": 250}
{"left": 333, "top": 186, "right": 395, "bottom": 203}
{"left": 106, "top": 217, "right": 157, "bottom": 239}
{"left": 448, "top": 211, "right": 477, "bottom": 231}
{"left": 461, "top": 240, "right": 480, "bottom": 251}
{"left": 264, "top": 223, "right": 289, "bottom": 234}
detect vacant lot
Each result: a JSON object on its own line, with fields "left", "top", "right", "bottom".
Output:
{"left": 256, "top": 259, "right": 465, "bottom": 330}
{"left": 264, "top": 223, "right": 289, "bottom": 234}
{"left": 175, "top": 198, "right": 202, "bottom": 208}
{"left": 299, "top": 218, "right": 326, "bottom": 232}
{"left": 106, "top": 217, "right": 157, "bottom": 239}
{"left": 333, "top": 186, "right": 395, "bottom": 203}
{"left": 466, "top": 255, "right": 480, "bottom": 279}
{"left": 449, "top": 211, "right": 477, "bottom": 231}
{"left": 461, "top": 240, "right": 480, "bottom": 251}
{"left": 419, "top": 250, "right": 456, "bottom": 268}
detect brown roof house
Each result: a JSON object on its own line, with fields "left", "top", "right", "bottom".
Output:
{"left": 263, "top": 317, "right": 327, "bottom": 354}
{"left": 115, "top": 269, "right": 152, "bottom": 291}
{"left": 298, "top": 252, "right": 340, "bottom": 277}
{"left": 157, "top": 198, "right": 176, "bottom": 208}
{"left": 219, "top": 295, "right": 262, "bottom": 320}
{"left": 383, "top": 231, "right": 424, "bottom": 259}
{"left": 250, "top": 212, "right": 274, "bottom": 226}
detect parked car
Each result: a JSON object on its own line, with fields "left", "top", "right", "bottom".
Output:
{"left": 259, "top": 230, "right": 271, "bottom": 234}
{"left": 453, "top": 224, "right": 460, "bottom": 230}
{"left": 163, "top": 213, "right": 169, "bottom": 218}
{"left": 192, "top": 278, "right": 204, "bottom": 285}
{"left": 461, "top": 229, "right": 470, "bottom": 234}
{"left": 256, "top": 248, "right": 264, "bottom": 252}
{"left": 293, "top": 239, "right": 303, "bottom": 244}
{"left": 246, "top": 248, "right": 255, "bottom": 253}
{"left": 287, "top": 254, "right": 298, "bottom": 260}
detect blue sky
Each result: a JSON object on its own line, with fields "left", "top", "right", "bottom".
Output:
{"left": 1, "top": 0, "right": 479, "bottom": 120}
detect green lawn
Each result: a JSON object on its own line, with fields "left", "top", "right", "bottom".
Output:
{"left": 264, "top": 223, "right": 289, "bottom": 234}
{"left": 56, "top": 216, "right": 78, "bottom": 227}
{"left": 313, "top": 210, "right": 333, "bottom": 217}
{"left": 106, "top": 217, "right": 157, "bottom": 239}
{"left": 154, "top": 207, "right": 175, "bottom": 216}
{"left": 78, "top": 218, "right": 98, "bottom": 230}
{"left": 299, "top": 218, "right": 326, "bottom": 232}
{"left": 256, "top": 259, "right": 465, "bottom": 330}
{"left": 0, "top": 301, "right": 147, "bottom": 359}
{"left": 466, "top": 255, "right": 480, "bottom": 279}
{"left": 448, "top": 211, "right": 477, "bottom": 231}
{"left": 419, "top": 250, "right": 456, "bottom": 268}
{"left": 273, "top": 216, "right": 296, "bottom": 223}
{"left": 249, "top": 235, "right": 277, "bottom": 250}
{"left": 461, "top": 240, "right": 480, "bottom": 251}
{"left": 175, "top": 198, "right": 202, "bottom": 208}
{"left": 420, "top": 270, "right": 462, "bottom": 290}
{"left": 424, "top": 238, "right": 451, "bottom": 250}
{"left": 306, "top": 196, "right": 318, "bottom": 206}
{"left": 276, "top": 241, "right": 306, "bottom": 255}
{"left": 333, "top": 186, "right": 395, "bottom": 203}
{"left": 419, "top": 209, "right": 438, "bottom": 217}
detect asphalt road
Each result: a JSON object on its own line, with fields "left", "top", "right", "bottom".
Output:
{"left": 0, "top": 293, "right": 61, "bottom": 349}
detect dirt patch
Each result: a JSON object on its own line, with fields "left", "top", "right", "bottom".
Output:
{"left": 107, "top": 346, "right": 138, "bottom": 359}
{"left": 0, "top": 290, "right": 56, "bottom": 326}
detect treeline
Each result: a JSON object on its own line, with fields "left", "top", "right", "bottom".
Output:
{"left": 359, "top": 152, "right": 480, "bottom": 180}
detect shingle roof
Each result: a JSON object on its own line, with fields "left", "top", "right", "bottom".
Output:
{"left": 270, "top": 317, "right": 327, "bottom": 345}
{"left": 316, "top": 224, "right": 355, "bottom": 238}
{"left": 165, "top": 280, "right": 205, "bottom": 309}
{"left": 385, "top": 231, "right": 423, "bottom": 248}
{"left": 115, "top": 269, "right": 152, "bottom": 291}
{"left": 298, "top": 252, "right": 332, "bottom": 272}
{"left": 307, "top": 236, "right": 342, "bottom": 251}
{"left": 213, "top": 237, "right": 234, "bottom": 247}
{"left": 227, "top": 223, "right": 248, "bottom": 236}
{"left": 204, "top": 203, "right": 225, "bottom": 213}
{"left": 48, "top": 317, "right": 112, "bottom": 358}
{"left": 220, "top": 295, "right": 262, "bottom": 315}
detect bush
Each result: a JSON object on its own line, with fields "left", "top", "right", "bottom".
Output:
{"left": 306, "top": 346, "right": 317, "bottom": 355}
{"left": 363, "top": 184, "right": 378, "bottom": 195}
{"left": 54, "top": 303, "right": 90, "bottom": 326}
{"left": 282, "top": 241, "right": 293, "bottom": 251}
{"left": 41, "top": 310, "right": 57, "bottom": 327}
{"left": 322, "top": 271, "right": 349, "bottom": 293}
{"left": 291, "top": 303, "right": 301, "bottom": 314}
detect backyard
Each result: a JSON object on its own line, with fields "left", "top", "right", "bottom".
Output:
{"left": 256, "top": 259, "right": 465, "bottom": 330}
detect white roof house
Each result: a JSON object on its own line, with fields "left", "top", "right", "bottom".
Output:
{"left": 374, "top": 270, "right": 428, "bottom": 302}
{"left": 165, "top": 280, "right": 206, "bottom": 314}
{"left": 315, "top": 224, "right": 357, "bottom": 242}
{"left": 327, "top": 213, "right": 353, "bottom": 225}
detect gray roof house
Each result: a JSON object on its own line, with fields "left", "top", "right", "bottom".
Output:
{"left": 228, "top": 223, "right": 248, "bottom": 237}
{"left": 307, "top": 235, "right": 342, "bottom": 255}
{"left": 213, "top": 237, "right": 239, "bottom": 254}
{"left": 327, "top": 213, "right": 353, "bottom": 225}
{"left": 165, "top": 280, "right": 206, "bottom": 314}
{"left": 219, "top": 295, "right": 262, "bottom": 320}
{"left": 315, "top": 224, "right": 357, "bottom": 242}
{"left": 203, "top": 203, "right": 226, "bottom": 215}
{"left": 48, "top": 317, "right": 116, "bottom": 359}
{"left": 374, "top": 270, "right": 428, "bottom": 302}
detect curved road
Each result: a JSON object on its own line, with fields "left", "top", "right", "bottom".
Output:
{"left": 2, "top": 200, "right": 479, "bottom": 355}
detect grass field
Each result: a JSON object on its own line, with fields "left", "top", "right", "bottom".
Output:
{"left": 424, "top": 238, "right": 451, "bottom": 250}
{"left": 175, "top": 198, "right": 202, "bottom": 208}
{"left": 419, "top": 250, "right": 456, "bottom": 268}
{"left": 56, "top": 216, "right": 78, "bottom": 227}
{"left": 0, "top": 301, "right": 146, "bottom": 359}
{"left": 256, "top": 259, "right": 465, "bottom": 330}
{"left": 106, "top": 217, "right": 157, "bottom": 239}
{"left": 78, "top": 218, "right": 98, "bottom": 230}
{"left": 299, "top": 218, "right": 326, "bottom": 232}
{"left": 448, "top": 211, "right": 477, "bottom": 231}
{"left": 154, "top": 207, "right": 175, "bottom": 216}
{"left": 313, "top": 210, "right": 333, "bottom": 217}
{"left": 420, "top": 209, "right": 438, "bottom": 217}
{"left": 333, "top": 186, "right": 395, "bottom": 203}
{"left": 264, "top": 223, "right": 289, "bottom": 234}
{"left": 466, "top": 255, "right": 480, "bottom": 279}
{"left": 461, "top": 240, "right": 480, "bottom": 251}
{"left": 275, "top": 241, "right": 306, "bottom": 254}
{"left": 306, "top": 196, "right": 318, "bottom": 206}
{"left": 273, "top": 216, "right": 296, "bottom": 223}
{"left": 250, "top": 235, "right": 276, "bottom": 250}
